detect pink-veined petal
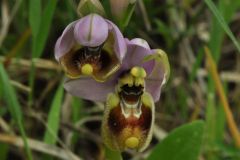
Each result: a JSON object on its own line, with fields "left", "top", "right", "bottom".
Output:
{"left": 74, "top": 14, "right": 108, "bottom": 47}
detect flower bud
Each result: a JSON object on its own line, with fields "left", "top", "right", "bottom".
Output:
{"left": 77, "top": 0, "right": 106, "bottom": 17}
{"left": 110, "top": 0, "right": 137, "bottom": 21}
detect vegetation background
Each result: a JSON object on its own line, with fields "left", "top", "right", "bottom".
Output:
{"left": 0, "top": 0, "right": 240, "bottom": 159}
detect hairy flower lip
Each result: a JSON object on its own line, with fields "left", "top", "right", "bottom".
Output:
{"left": 60, "top": 44, "right": 120, "bottom": 81}
{"left": 100, "top": 71, "right": 156, "bottom": 152}
{"left": 55, "top": 13, "right": 127, "bottom": 82}
{"left": 120, "top": 96, "right": 142, "bottom": 119}
{"left": 102, "top": 92, "right": 154, "bottom": 151}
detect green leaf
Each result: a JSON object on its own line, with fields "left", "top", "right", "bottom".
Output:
{"left": 29, "top": 0, "right": 41, "bottom": 38}
{"left": 147, "top": 121, "right": 204, "bottom": 160}
{"left": 32, "top": 0, "right": 58, "bottom": 58}
{"left": 44, "top": 84, "right": 64, "bottom": 145}
{"left": 121, "top": 3, "right": 136, "bottom": 30}
{"left": 28, "top": 0, "right": 58, "bottom": 107}
{"left": 72, "top": 97, "right": 85, "bottom": 123}
{"left": 28, "top": 62, "right": 36, "bottom": 106}
{"left": 0, "top": 64, "right": 33, "bottom": 160}
{"left": 105, "top": 146, "right": 122, "bottom": 160}
{"left": 216, "top": 143, "right": 240, "bottom": 159}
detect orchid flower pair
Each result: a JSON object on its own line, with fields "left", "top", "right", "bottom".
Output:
{"left": 55, "top": 13, "right": 170, "bottom": 152}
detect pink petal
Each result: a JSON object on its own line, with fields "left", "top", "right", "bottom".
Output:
{"left": 74, "top": 14, "right": 109, "bottom": 47}
{"left": 145, "top": 49, "right": 170, "bottom": 102}
{"left": 64, "top": 77, "right": 116, "bottom": 102}
{"left": 122, "top": 38, "right": 154, "bottom": 75}
{"left": 54, "top": 21, "right": 77, "bottom": 61}
{"left": 106, "top": 20, "right": 127, "bottom": 61}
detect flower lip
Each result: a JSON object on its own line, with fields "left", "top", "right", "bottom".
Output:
{"left": 102, "top": 92, "right": 154, "bottom": 151}
{"left": 117, "top": 70, "right": 145, "bottom": 119}
{"left": 60, "top": 44, "right": 118, "bottom": 81}
{"left": 121, "top": 85, "right": 144, "bottom": 96}
{"left": 73, "top": 45, "right": 104, "bottom": 74}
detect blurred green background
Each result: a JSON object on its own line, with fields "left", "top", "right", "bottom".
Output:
{"left": 0, "top": 0, "right": 240, "bottom": 159}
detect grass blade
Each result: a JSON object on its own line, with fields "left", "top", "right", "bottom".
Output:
{"left": 205, "top": 0, "right": 240, "bottom": 54}
{"left": 203, "top": 1, "right": 240, "bottom": 159}
{"left": 33, "top": 0, "right": 58, "bottom": 58}
{"left": 72, "top": 97, "right": 85, "bottom": 123}
{"left": 29, "top": 0, "right": 41, "bottom": 38}
{"left": 204, "top": 46, "right": 240, "bottom": 148}
{"left": 28, "top": 0, "right": 58, "bottom": 106}
{"left": 43, "top": 83, "right": 64, "bottom": 145}
{"left": 0, "top": 64, "right": 33, "bottom": 160}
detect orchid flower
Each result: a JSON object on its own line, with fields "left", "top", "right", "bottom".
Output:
{"left": 64, "top": 38, "right": 170, "bottom": 102}
{"left": 64, "top": 38, "right": 170, "bottom": 151}
{"left": 102, "top": 38, "right": 170, "bottom": 151}
{"left": 55, "top": 13, "right": 126, "bottom": 82}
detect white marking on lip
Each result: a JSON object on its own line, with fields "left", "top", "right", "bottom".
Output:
{"left": 120, "top": 95, "right": 142, "bottom": 119}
